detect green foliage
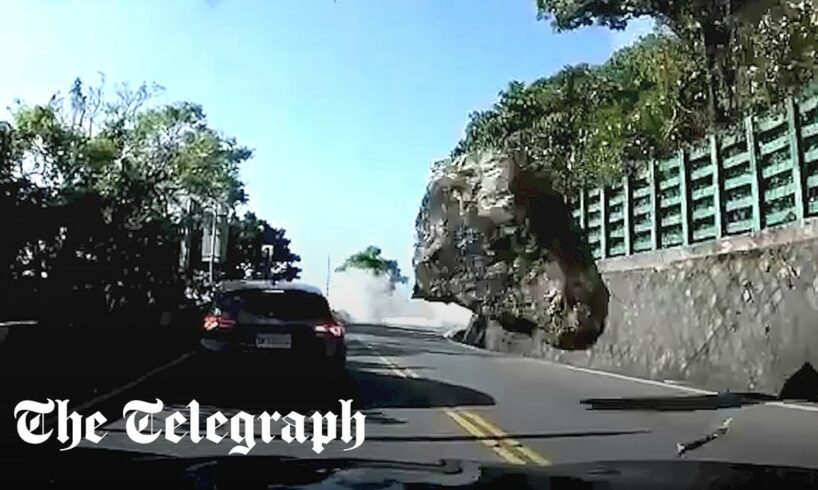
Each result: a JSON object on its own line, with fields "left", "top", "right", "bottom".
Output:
{"left": 736, "top": 1, "right": 818, "bottom": 112}
{"left": 128, "top": 102, "right": 249, "bottom": 206}
{"left": 454, "top": 2, "right": 817, "bottom": 194}
{"left": 224, "top": 212, "right": 301, "bottom": 281}
{"left": 534, "top": 0, "right": 818, "bottom": 125}
{"left": 535, "top": 0, "right": 678, "bottom": 31}
{"left": 336, "top": 246, "right": 408, "bottom": 287}
{"left": 1, "top": 76, "right": 295, "bottom": 324}
{"left": 453, "top": 33, "right": 708, "bottom": 195}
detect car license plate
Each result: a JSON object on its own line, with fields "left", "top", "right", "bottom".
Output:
{"left": 255, "top": 333, "right": 292, "bottom": 349}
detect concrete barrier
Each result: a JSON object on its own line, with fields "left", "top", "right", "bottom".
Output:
{"left": 466, "top": 221, "right": 818, "bottom": 396}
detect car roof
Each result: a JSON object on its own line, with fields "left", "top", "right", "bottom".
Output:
{"left": 218, "top": 280, "right": 324, "bottom": 296}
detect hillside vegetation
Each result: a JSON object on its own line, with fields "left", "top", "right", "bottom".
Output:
{"left": 453, "top": 1, "right": 818, "bottom": 195}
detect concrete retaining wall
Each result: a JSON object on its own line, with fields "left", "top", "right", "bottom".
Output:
{"left": 481, "top": 219, "right": 818, "bottom": 395}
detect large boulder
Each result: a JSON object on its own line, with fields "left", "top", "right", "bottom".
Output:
{"left": 413, "top": 150, "right": 609, "bottom": 350}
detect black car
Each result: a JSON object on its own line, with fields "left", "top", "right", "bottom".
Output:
{"left": 199, "top": 280, "right": 346, "bottom": 371}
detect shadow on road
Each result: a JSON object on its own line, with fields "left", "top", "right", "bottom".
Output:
{"left": 349, "top": 369, "right": 493, "bottom": 409}
{"left": 582, "top": 362, "right": 818, "bottom": 412}
{"left": 0, "top": 322, "right": 497, "bottom": 455}
{"left": 75, "top": 348, "right": 496, "bottom": 428}
{"left": 580, "top": 392, "right": 778, "bottom": 412}
{"left": 346, "top": 338, "right": 491, "bottom": 360}
{"left": 362, "top": 429, "right": 650, "bottom": 442}
{"left": 351, "top": 323, "right": 451, "bottom": 341}
{"left": 346, "top": 360, "right": 435, "bottom": 372}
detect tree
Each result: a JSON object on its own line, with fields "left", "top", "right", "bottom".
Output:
{"left": 452, "top": 32, "right": 709, "bottom": 194}
{"left": 336, "top": 246, "right": 408, "bottom": 288}
{"left": 735, "top": 1, "right": 818, "bottom": 112}
{"left": 11, "top": 78, "right": 250, "bottom": 222}
{"left": 534, "top": 0, "right": 790, "bottom": 125}
{"left": 2, "top": 76, "right": 256, "bottom": 325}
{"left": 454, "top": 1, "right": 818, "bottom": 194}
{"left": 223, "top": 212, "right": 301, "bottom": 281}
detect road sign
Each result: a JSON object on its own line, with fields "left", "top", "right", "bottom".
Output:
{"left": 201, "top": 209, "right": 229, "bottom": 264}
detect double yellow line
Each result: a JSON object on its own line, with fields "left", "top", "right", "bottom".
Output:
{"left": 443, "top": 409, "right": 550, "bottom": 465}
{"left": 368, "top": 345, "right": 550, "bottom": 466}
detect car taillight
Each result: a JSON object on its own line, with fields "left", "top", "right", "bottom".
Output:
{"left": 203, "top": 312, "right": 236, "bottom": 331}
{"left": 314, "top": 320, "right": 344, "bottom": 337}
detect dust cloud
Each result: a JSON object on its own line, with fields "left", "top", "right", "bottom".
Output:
{"left": 327, "top": 268, "right": 472, "bottom": 330}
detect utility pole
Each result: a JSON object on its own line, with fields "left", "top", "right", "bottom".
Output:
{"left": 326, "top": 255, "right": 331, "bottom": 299}
{"left": 179, "top": 195, "right": 193, "bottom": 277}
{"left": 208, "top": 203, "right": 218, "bottom": 284}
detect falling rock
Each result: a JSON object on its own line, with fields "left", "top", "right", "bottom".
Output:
{"left": 413, "top": 150, "right": 609, "bottom": 350}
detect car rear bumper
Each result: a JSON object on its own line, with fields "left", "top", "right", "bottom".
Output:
{"left": 199, "top": 337, "right": 346, "bottom": 366}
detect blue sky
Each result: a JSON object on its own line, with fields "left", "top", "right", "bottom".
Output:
{"left": 1, "top": 0, "right": 651, "bottom": 291}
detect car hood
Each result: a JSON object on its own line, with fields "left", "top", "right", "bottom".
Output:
{"left": 3, "top": 449, "right": 818, "bottom": 489}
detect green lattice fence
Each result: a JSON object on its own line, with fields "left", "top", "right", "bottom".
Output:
{"left": 572, "top": 90, "right": 818, "bottom": 260}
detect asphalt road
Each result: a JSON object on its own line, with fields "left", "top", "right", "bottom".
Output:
{"left": 62, "top": 323, "right": 818, "bottom": 469}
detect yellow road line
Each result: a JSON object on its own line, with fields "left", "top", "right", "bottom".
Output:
{"left": 459, "top": 410, "right": 551, "bottom": 465}
{"left": 443, "top": 409, "right": 526, "bottom": 465}
{"left": 366, "top": 343, "right": 549, "bottom": 466}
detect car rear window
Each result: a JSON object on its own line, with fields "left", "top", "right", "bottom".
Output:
{"left": 217, "top": 289, "right": 331, "bottom": 321}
